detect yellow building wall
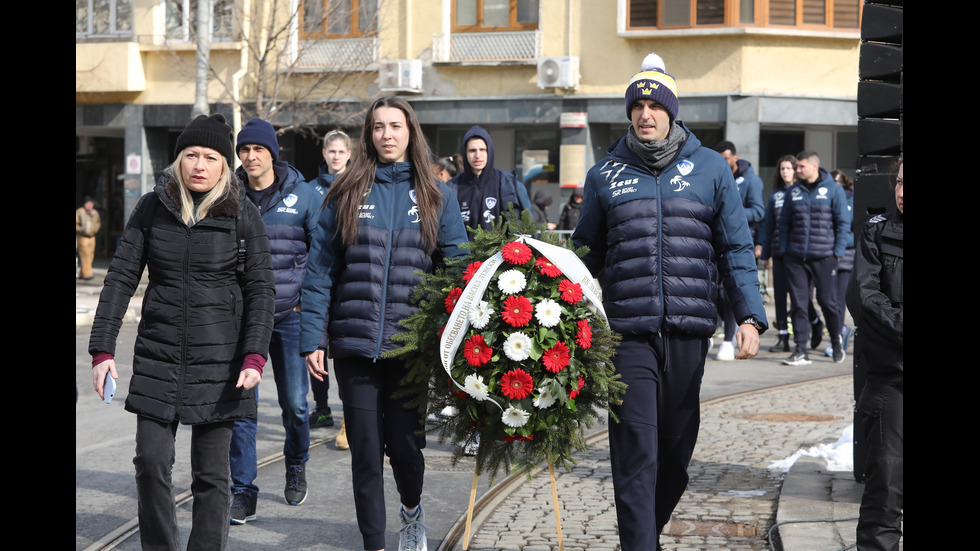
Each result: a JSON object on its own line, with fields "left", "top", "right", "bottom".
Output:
{"left": 76, "top": 0, "right": 859, "bottom": 108}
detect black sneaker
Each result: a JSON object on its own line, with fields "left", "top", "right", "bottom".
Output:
{"left": 810, "top": 319, "right": 824, "bottom": 350}
{"left": 832, "top": 337, "right": 846, "bottom": 363}
{"left": 783, "top": 348, "right": 811, "bottom": 366}
{"left": 768, "top": 333, "right": 790, "bottom": 353}
{"left": 284, "top": 463, "right": 308, "bottom": 506}
{"left": 230, "top": 491, "right": 257, "bottom": 525}
{"left": 309, "top": 407, "right": 334, "bottom": 428}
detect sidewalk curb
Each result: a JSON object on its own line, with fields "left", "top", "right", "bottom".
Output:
{"left": 776, "top": 456, "right": 861, "bottom": 551}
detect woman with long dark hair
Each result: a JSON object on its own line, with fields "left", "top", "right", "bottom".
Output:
{"left": 89, "top": 114, "right": 275, "bottom": 550}
{"left": 300, "top": 96, "right": 468, "bottom": 551}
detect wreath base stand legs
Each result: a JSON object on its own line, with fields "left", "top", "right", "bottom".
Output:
{"left": 461, "top": 460, "right": 565, "bottom": 551}
{"left": 548, "top": 462, "right": 565, "bottom": 551}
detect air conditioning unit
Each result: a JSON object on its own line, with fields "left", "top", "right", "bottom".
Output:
{"left": 379, "top": 59, "right": 423, "bottom": 93}
{"left": 537, "top": 56, "right": 579, "bottom": 89}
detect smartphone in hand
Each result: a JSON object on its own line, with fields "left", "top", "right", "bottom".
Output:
{"left": 104, "top": 371, "right": 116, "bottom": 405}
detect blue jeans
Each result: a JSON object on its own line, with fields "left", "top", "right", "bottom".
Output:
{"left": 230, "top": 310, "right": 310, "bottom": 495}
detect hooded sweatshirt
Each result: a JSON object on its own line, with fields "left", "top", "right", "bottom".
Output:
{"left": 448, "top": 126, "right": 531, "bottom": 235}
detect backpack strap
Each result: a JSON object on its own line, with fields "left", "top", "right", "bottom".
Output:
{"left": 235, "top": 210, "right": 246, "bottom": 284}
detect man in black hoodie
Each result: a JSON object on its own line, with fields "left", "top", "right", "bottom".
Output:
{"left": 448, "top": 126, "right": 532, "bottom": 237}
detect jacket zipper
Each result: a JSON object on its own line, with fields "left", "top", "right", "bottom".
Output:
{"left": 654, "top": 172, "right": 669, "bottom": 373}
{"left": 373, "top": 175, "right": 396, "bottom": 360}
{"left": 177, "top": 224, "right": 191, "bottom": 415}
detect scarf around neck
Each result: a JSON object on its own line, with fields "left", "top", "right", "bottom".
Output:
{"left": 626, "top": 121, "right": 687, "bottom": 173}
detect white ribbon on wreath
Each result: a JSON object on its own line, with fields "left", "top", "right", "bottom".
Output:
{"left": 438, "top": 234, "right": 606, "bottom": 412}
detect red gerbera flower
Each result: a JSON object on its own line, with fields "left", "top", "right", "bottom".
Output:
{"left": 568, "top": 375, "right": 585, "bottom": 399}
{"left": 501, "top": 295, "right": 533, "bottom": 327}
{"left": 463, "top": 334, "right": 493, "bottom": 367}
{"left": 575, "top": 319, "right": 592, "bottom": 349}
{"left": 558, "top": 279, "right": 583, "bottom": 304}
{"left": 500, "top": 368, "right": 534, "bottom": 400}
{"left": 542, "top": 341, "right": 571, "bottom": 373}
{"left": 448, "top": 377, "right": 467, "bottom": 400}
{"left": 502, "top": 241, "right": 533, "bottom": 265}
{"left": 462, "top": 261, "right": 483, "bottom": 284}
{"left": 445, "top": 287, "right": 463, "bottom": 313}
{"left": 535, "top": 256, "right": 562, "bottom": 277}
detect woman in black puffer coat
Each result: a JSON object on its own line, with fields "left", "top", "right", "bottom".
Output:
{"left": 89, "top": 114, "right": 274, "bottom": 551}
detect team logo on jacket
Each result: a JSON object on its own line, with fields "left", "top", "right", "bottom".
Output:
{"left": 407, "top": 190, "right": 421, "bottom": 222}
{"left": 485, "top": 197, "right": 497, "bottom": 210}
{"left": 283, "top": 194, "right": 298, "bottom": 208}
{"left": 670, "top": 174, "right": 690, "bottom": 192}
{"left": 773, "top": 190, "right": 786, "bottom": 208}
{"left": 677, "top": 160, "right": 694, "bottom": 176}
{"left": 817, "top": 187, "right": 829, "bottom": 198}
{"left": 600, "top": 160, "right": 627, "bottom": 183}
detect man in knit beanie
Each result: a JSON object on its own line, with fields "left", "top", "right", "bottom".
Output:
{"left": 572, "top": 53, "right": 767, "bottom": 551}
{"left": 228, "top": 117, "right": 324, "bottom": 523}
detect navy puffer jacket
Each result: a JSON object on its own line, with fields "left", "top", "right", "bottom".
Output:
{"left": 757, "top": 187, "right": 788, "bottom": 259}
{"left": 237, "top": 162, "right": 322, "bottom": 322}
{"left": 89, "top": 176, "right": 275, "bottom": 424}
{"left": 777, "top": 168, "right": 851, "bottom": 260}
{"left": 572, "top": 123, "right": 767, "bottom": 338}
{"left": 300, "top": 162, "right": 468, "bottom": 359}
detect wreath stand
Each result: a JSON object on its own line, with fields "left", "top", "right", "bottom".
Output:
{"left": 461, "top": 461, "right": 565, "bottom": 551}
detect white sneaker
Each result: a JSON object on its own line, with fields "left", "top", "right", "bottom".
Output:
{"left": 398, "top": 504, "right": 430, "bottom": 551}
{"left": 715, "top": 341, "right": 735, "bottom": 361}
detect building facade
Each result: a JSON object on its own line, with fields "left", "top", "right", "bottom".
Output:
{"left": 77, "top": 0, "right": 862, "bottom": 257}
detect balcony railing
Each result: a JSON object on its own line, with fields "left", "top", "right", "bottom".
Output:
{"left": 294, "top": 37, "right": 380, "bottom": 72}
{"left": 433, "top": 30, "right": 540, "bottom": 63}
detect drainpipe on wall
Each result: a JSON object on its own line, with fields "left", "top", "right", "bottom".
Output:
{"left": 231, "top": 0, "right": 253, "bottom": 149}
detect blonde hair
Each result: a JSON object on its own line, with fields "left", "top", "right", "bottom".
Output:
{"left": 167, "top": 150, "right": 236, "bottom": 225}
{"left": 323, "top": 129, "right": 351, "bottom": 151}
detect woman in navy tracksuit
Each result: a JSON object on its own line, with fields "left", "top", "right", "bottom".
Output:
{"left": 300, "top": 96, "right": 467, "bottom": 551}
{"left": 826, "top": 170, "right": 855, "bottom": 355}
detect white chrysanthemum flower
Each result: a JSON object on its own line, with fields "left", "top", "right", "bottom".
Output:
{"left": 497, "top": 269, "right": 527, "bottom": 294}
{"left": 533, "top": 385, "right": 557, "bottom": 409}
{"left": 501, "top": 405, "right": 531, "bottom": 428}
{"left": 468, "top": 300, "right": 494, "bottom": 329}
{"left": 503, "top": 332, "right": 533, "bottom": 362}
{"left": 534, "top": 298, "right": 562, "bottom": 327}
{"left": 463, "top": 374, "right": 489, "bottom": 401}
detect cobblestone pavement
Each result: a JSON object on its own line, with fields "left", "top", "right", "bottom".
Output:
{"left": 463, "top": 376, "right": 854, "bottom": 551}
